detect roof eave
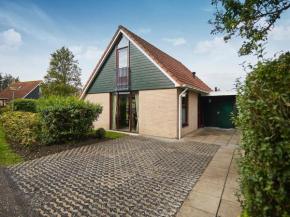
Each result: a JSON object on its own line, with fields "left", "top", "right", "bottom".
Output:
{"left": 181, "top": 84, "right": 210, "bottom": 94}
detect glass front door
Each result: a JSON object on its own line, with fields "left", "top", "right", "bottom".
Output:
{"left": 111, "top": 92, "right": 138, "bottom": 132}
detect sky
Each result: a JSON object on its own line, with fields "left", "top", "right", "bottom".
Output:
{"left": 0, "top": 0, "right": 290, "bottom": 91}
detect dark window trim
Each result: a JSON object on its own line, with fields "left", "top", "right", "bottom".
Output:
{"left": 182, "top": 92, "right": 188, "bottom": 127}
{"left": 115, "top": 34, "right": 130, "bottom": 88}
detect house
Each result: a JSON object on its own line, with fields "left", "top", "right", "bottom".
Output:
{"left": 0, "top": 80, "right": 42, "bottom": 106}
{"left": 80, "top": 25, "right": 235, "bottom": 139}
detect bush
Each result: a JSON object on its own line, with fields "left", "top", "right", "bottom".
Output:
{"left": 0, "top": 106, "right": 10, "bottom": 115}
{"left": 0, "top": 111, "right": 40, "bottom": 147}
{"left": 234, "top": 52, "right": 290, "bottom": 216}
{"left": 37, "top": 96, "right": 102, "bottom": 145}
{"left": 96, "top": 128, "right": 106, "bottom": 139}
{"left": 9, "top": 99, "right": 37, "bottom": 113}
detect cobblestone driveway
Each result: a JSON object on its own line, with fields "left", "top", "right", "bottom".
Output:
{"left": 6, "top": 136, "right": 219, "bottom": 217}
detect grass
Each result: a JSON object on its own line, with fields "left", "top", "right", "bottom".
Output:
{"left": 89, "top": 129, "right": 128, "bottom": 139}
{"left": 105, "top": 131, "right": 128, "bottom": 139}
{"left": 0, "top": 124, "right": 23, "bottom": 166}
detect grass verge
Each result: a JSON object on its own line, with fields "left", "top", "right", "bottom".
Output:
{"left": 105, "top": 131, "right": 128, "bottom": 139}
{"left": 0, "top": 124, "right": 23, "bottom": 166}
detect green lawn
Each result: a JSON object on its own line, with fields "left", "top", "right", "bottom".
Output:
{"left": 0, "top": 124, "right": 23, "bottom": 166}
{"left": 89, "top": 129, "right": 128, "bottom": 139}
{"left": 105, "top": 131, "right": 128, "bottom": 139}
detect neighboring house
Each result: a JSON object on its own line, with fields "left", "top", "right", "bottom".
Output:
{"left": 80, "top": 25, "right": 234, "bottom": 139}
{"left": 0, "top": 80, "right": 42, "bottom": 106}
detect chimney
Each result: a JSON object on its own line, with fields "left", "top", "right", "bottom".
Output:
{"left": 192, "top": 72, "right": 196, "bottom": 78}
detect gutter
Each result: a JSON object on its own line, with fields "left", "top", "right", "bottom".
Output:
{"left": 182, "top": 84, "right": 210, "bottom": 94}
{"left": 178, "top": 88, "right": 188, "bottom": 140}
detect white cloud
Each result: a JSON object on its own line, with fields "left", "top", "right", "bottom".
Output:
{"left": 194, "top": 36, "right": 236, "bottom": 60}
{"left": 69, "top": 45, "right": 103, "bottom": 61}
{"left": 162, "top": 38, "right": 187, "bottom": 46}
{"left": 0, "top": 29, "right": 21, "bottom": 49}
{"left": 270, "top": 25, "right": 290, "bottom": 41}
{"left": 137, "top": 28, "right": 151, "bottom": 34}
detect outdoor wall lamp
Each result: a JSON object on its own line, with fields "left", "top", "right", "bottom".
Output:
{"left": 9, "top": 86, "right": 17, "bottom": 111}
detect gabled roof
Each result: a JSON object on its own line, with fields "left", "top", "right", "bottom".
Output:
{"left": 80, "top": 25, "right": 212, "bottom": 98}
{"left": 0, "top": 80, "right": 42, "bottom": 102}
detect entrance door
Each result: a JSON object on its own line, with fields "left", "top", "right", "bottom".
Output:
{"left": 111, "top": 92, "right": 139, "bottom": 132}
{"left": 218, "top": 101, "right": 233, "bottom": 128}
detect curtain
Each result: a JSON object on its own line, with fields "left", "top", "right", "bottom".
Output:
{"left": 112, "top": 93, "right": 117, "bottom": 129}
{"left": 135, "top": 92, "right": 139, "bottom": 132}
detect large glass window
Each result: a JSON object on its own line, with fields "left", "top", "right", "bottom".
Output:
{"left": 117, "top": 48, "right": 128, "bottom": 68}
{"left": 111, "top": 92, "right": 139, "bottom": 132}
{"left": 182, "top": 93, "right": 188, "bottom": 126}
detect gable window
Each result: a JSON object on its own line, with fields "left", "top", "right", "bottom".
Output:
{"left": 182, "top": 93, "right": 188, "bottom": 126}
{"left": 115, "top": 35, "right": 129, "bottom": 91}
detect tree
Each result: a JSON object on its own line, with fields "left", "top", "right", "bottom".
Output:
{"left": 42, "top": 46, "right": 82, "bottom": 97}
{"left": 0, "top": 73, "right": 20, "bottom": 91}
{"left": 209, "top": 0, "right": 290, "bottom": 56}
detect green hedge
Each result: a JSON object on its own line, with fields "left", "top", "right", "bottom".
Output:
{"left": 0, "top": 111, "right": 40, "bottom": 147}
{"left": 234, "top": 52, "right": 290, "bottom": 216}
{"left": 9, "top": 99, "right": 37, "bottom": 113}
{"left": 37, "top": 96, "right": 102, "bottom": 145}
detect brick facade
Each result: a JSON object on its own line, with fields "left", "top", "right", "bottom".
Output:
{"left": 84, "top": 88, "right": 198, "bottom": 139}
{"left": 84, "top": 93, "right": 110, "bottom": 130}
{"left": 139, "top": 88, "right": 178, "bottom": 138}
{"left": 180, "top": 90, "right": 198, "bottom": 136}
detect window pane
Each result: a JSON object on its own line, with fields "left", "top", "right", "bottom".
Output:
{"left": 182, "top": 108, "right": 186, "bottom": 124}
{"left": 117, "top": 36, "right": 128, "bottom": 48}
{"left": 118, "top": 48, "right": 128, "bottom": 68}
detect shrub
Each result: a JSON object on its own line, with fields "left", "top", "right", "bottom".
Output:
{"left": 0, "top": 105, "right": 11, "bottom": 115}
{"left": 9, "top": 99, "right": 37, "bottom": 113}
{"left": 37, "top": 96, "right": 102, "bottom": 145}
{"left": 234, "top": 52, "right": 290, "bottom": 216}
{"left": 96, "top": 128, "right": 106, "bottom": 139}
{"left": 0, "top": 111, "right": 40, "bottom": 147}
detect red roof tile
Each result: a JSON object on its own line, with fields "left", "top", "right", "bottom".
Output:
{"left": 80, "top": 26, "right": 212, "bottom": 97}
{"left": 0, "top": 80, "right": 42, "bottom": 102}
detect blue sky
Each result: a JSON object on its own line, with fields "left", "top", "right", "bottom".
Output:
{"left": 1, "top": 0, "right": 290, "bottom": 90}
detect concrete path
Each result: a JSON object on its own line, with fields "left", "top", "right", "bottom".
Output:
{"left": 177, "top": 138, "right": 242, "bottom": 217}
{"left": 183, "top": 128, "right": 240, "bottom": 148}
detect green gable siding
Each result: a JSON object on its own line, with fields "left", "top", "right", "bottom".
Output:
{"left": 87, "top": 49, "right": 116, "bottom": 93}
{"left": 25, "top": 85, "right": 40, "bottom": 99}
{"left": 130, "top": 42, "right": 175, "bottom": 90}
{"left": 86, "top": 41, "right": 174, "bottom": 94}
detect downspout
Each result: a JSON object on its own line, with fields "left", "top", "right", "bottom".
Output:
{"left": 178, "top": 88, "right": 188, "bottom": 140}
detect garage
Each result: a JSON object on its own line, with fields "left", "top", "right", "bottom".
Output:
{"left": 199, "top": 92, "right": 237, "bottom": 128}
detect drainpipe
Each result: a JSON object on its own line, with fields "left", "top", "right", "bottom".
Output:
{"left": 178, "top": 88, "right": 188, "bottom": 140}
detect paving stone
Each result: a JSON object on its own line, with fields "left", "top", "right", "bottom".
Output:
{"left": 207, "top": 160, "right": 231, "bottom": 170}
{"left": 204, "top": 165, "right": 228, "bottom": 176}
{"left": 5, "top": 136, "right": 219, "bottom": 217}
{"left": 211, "top": 155, "right": 232, "bottom": 163}
{"left": 199, "top": 172, "right": 227, "bottom": 186}
{"left": 222, "top": 187, "right": 239, "bottom": 204}
{"left": 217, "top": 199, "right": 242, "bottom": 217}
{"left": 213, "top": 142, "right": 228, "bottom": 146}
{"left": 225, "top": 174, "right": 240, "bottom": 190}
{"left": 185, "top": 191, "right": 220, "bottom": 214}
{"left": 192, "top": 181, "right": 223, "bottom": 198}
{"left": 176, "top": 205, "right": 215, "bottom": 217}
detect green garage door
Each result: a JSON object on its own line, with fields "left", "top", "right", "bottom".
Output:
{"left": 218, "top": 101, "right": 233, "bottom": 128}
{"left": 202, "top": 96, "right": 236, "bottom": 128}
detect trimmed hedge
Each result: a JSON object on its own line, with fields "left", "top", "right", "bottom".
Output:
{"left": 0, "top": 106, "right": 10, "bottom": 115}
{"left": 0, "top": 111, "right": 40, "bottom": 147}
{"left": 9, "top": 99, "right": 37, "bottom": 113}
{"left": 234, "top": 52, "right": 290, "bottom": 216}
{"left": 37, "top": 96, "right": 102, "bottom": 145}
